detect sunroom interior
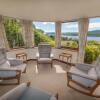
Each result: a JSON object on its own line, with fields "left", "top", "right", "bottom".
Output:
{"left": 0, "top": 0, "right": 100, "bottom": 100}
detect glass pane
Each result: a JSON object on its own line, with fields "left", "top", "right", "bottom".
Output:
{"left": 84, "top": 18, "right": 100, "bottom": 63}
{"left": 61, "top": 22, "right": 79, "bottom": 49}
{"left": 33, "top": 22, "right": 55, "bottom": 46}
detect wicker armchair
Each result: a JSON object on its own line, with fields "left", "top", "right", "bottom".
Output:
{"left": 67, "top": 56, "right": 100, "bottom": 97}
{"left": 0, "top": 48, "right": 26, "bottom": 85}
{"left": 37, "top": 43, "right": 53, "bottom": 69}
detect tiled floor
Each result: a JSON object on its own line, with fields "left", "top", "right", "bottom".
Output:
{"left": 0, "top": 60, "right": 99, "bottom": 100}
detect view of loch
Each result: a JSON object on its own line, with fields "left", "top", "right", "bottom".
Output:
{"left": 64, "top": 36, "right": 100, "bottom": 41}
{"left": 47, "top": 30, "right": 100, "bottom": 41}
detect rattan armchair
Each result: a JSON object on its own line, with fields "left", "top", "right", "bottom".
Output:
{"left": 0, "top": 48, "right": 26, "bottom": 85}
{"left": 37, "top": 43, "right": 53, "bottom": 69}
{"left": 67, "top": 56, "right": 100, "bottom": 97}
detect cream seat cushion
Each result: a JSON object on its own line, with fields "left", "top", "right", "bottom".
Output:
{"left": 0, "top": 70, "right": 17, "bottom": 78}
{"left": 38, "top": 58, "right": 52, "bottom": 63}
{"left": 69, "top": 67, "right": 97, "bottom": 87}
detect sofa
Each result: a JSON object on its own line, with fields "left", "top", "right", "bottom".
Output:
{"left": 0, "top": 82, "right": 58, "bottom": 100}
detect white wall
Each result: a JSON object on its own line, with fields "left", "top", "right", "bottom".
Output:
{"left": 7, "top": 48, "right": 78, "bottom": 63}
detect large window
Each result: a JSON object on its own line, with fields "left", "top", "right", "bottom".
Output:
{"left": 33, "top": 22, "right": 55, "bottom": 46}
{"left": 61, "top": 21, "right": 79, "bottom": 49}
{"left": 84, "top": 18, "right": 100, "bottom": 63}
{"left": 88, "top": 18, "right": 100, "bottom": 41}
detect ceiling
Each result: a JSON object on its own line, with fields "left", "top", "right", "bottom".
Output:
{"left": 0, "top": 0, "right": 100, "bottom": 22}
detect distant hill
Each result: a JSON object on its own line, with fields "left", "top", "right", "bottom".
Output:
{"left": 88, "top": 30, "right": 100, "bottom": 37}
{"left": 46, "top": 30, "right": 100, "bottom": 37}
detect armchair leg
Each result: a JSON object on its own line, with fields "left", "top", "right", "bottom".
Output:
{"left": 23, "top": 67, "right": 27, "bottom": 73}
{"left": 55, "top": 93, "right": 58, "bottom": 100}
{"left": 17, "top": 71, "right": 21, "bottom": 84}
{"left": 51, "top": 60, "right": 53, "bottom": 68}
{"left": 37, "top": 60, "right": 39, "bottom": 70}
{"left": 17, "top": 77, "right": 20, "bottom": 84}
{"left": 51, "top": 63, "right": 52, "bottom": 68}
{"left": 67, "top": 79, "right": 100, "bottom": 98}
{"left": 90, "top": 83, "right": 99, "bottom": 95}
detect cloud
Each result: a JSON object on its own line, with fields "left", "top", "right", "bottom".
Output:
{"left": 89, "top": 23, "right": 100, "bottom": 29}
{"left": 35, "top": 26, "right": 40, "bottom": 29}
{"left": 63, "top": 23, "right": 78, "bottom": 28}
{"left": 63, "top": 22, "right": 100, "bottom": 29}
{"left": 50, "top": 22, "right": 55, "bottom": 25}
{"left": 34, "top": 21, "right": 100, "bottom": 32}
{"left": 43, "top": 22, "right": 47, "bottom": 25}
{"left": 67, "top": 24, "right": 78, "bottom": 28}
{"left": 42, "top": 22, "right": 54, "bottom": 25}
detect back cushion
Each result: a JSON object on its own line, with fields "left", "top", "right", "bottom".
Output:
{"left": 0, "top": 48, "right": 7, "bottom": 65}
{"left": 38, "top": 44, "right": 51, "bottom": 58}
{"left": 0, "top": 61, "right": 10, "bottom": 68}
{"left": 39, "top": 53, "right": 51, "bottom": 58}
{"left": 88, "top": 68, "right": 97, "bottom": 80}
{"left": 19, "top": 87, "right": 51, "bottom": 100}
{"left": 95, "top": 56, "right": 100, "bottom": 79}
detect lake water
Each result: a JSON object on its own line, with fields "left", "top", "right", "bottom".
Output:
{"left": 63, "top": 36, "right": 100, "bottom": 41}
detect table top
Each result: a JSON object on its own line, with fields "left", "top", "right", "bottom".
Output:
{"left": 16, "top": 52, "right": 27, "bottom": 56}
{"left": 59, "top": 53, "right": 72, "bottom": 57}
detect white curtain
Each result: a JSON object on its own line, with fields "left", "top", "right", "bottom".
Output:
{"left": 21, "top": 20, "right": 34, "bottom": 48}
{"left": 55, "top": 21, "right": 61, "bottom": 48}
{"left": 0, "top": 15, "right": 9, "bottom": 49}
{"left": 78, "top": 18, "right": 89, "bottom": 63}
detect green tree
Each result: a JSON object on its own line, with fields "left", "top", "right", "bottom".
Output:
{"left": 33, "top": 28, "right": 55, "bottom": 46}
{"left": 4, "top": 17, "right": 24, "bottom": 48}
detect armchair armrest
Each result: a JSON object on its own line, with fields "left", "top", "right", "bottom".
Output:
{"left": 50, "top": 53, "right": 54, "bottom": 59}
{"left": 0, "top": 68, "right": 20, "bottom": 72}
{"left": 36, "top": 53, "right": 39, "bottom": 59}
{"left": 75, "top": 63, "right": 95, "bottom": 73}
{"left": 0, "top": 83, "right": 28, "bottom": 100}
{"left": 67, "top": 71, "right": 97, "bottom": 81}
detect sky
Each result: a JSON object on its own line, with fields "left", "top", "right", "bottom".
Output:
{"left": 33, "top": 17, "right": 100, "bottom": 33}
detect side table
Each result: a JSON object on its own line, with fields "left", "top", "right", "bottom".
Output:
{"left": 16, "top": 53, "right": 27, "bottom": 62}
{"left": 59, "top": 53, "right": 72, "bottom": 64}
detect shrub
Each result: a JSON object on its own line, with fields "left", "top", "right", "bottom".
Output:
{"left": 61, "top": 40, "right": 78, "bottom": 48}
{"left": 84, "top": 45, "right": 100, "bottom": 63}
{"left": 87, "top": 40, "right": 100, "bottom": 45}
{"left": 71, "top": 42, "right": 78, "bottom": 48}
{"left": 34, "top": 29, "right": 55, "bottom": 46}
